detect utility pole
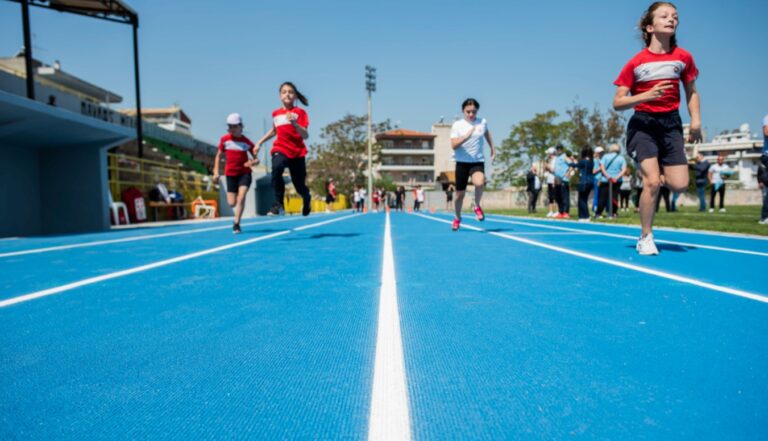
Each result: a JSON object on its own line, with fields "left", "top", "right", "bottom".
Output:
{"left": 365, "top": 65, "right": 376, "bottom": 212}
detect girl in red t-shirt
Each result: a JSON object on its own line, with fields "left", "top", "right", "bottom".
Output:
{"left": 213, "top": 113, "right": 259, "bottom": 234}
{"left": 255, "top": 82, "right": 312, "bottom": 216}
{"left": 613, "top": 2, "right": 702, "bottom": 255}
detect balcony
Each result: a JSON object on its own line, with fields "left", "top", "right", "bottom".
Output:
{"left": 381, "top": 148, "right": 435, "bottom": 155}
{"left": 379, "top": 164, "right": 435, "bottom": 172}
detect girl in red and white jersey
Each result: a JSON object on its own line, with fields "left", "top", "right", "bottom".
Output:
{"left": 213, "top": 113, "right": 259, "bottom": 234}
{"left": 255, "top": 82, "right": 312, "bottom": 216}
{"left": 613, "top": 2, "right": 702, "bottom": 255}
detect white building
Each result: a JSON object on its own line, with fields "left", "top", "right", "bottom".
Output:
{"left": 376, "top": 128, "right": 436, "bottom": 187}
{"left": 685, "top": 123, "right": 764, "bottom": 189}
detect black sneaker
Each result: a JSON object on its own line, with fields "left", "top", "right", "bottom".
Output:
{"left": 233, "top": 223, "right": 241, "bottom": 234}
{"left": 302, "top": 195, "right": 311, "bottom": 216}
{"left": 268, "top": 205, "right": 282, "bottom": 216}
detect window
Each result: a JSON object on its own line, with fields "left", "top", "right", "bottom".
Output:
{"left": 422, "top": 141, "right": 429, "bottom": 149}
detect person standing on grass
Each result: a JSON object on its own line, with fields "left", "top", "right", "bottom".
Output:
{"left": 613, "top": 1, "right": 702, "bottom": 255}
{"left": 256, "top": 82, "right": 312, "bottom": 216}
{"left": 762, "top": 114, "right": 768, "bottom": 168}
{"left": 692, "top": 152, "right": 710, "bottom": 212}
{"left": 596, "top": 144, "right": 628, "bottom": 218}
{"left": 568, "top": 147, "right": 594, "bottom": 222}
{"left": 450, "top": 98, "right": 496, "bottom": 231}
{"left": 592, "top": 146, "right": 605, "bottom": 214}
{"left": 708, "top": 154, "right": 732, "bottom": 213}
{"left": 544, "top": 147, "right": 558, "bottom": 217}
{"left": 553, "top": 144, "right": 574, "bottom": 219}
{"left": 758, "top": 160, "right": 768, "bottom": 225}
{"left": 619, "top": 168, "right": 633, "bottom": 212}
{"left": 213, "top": 113, "right": 259, "bottom": 234}
{"left": 526, "top": 165, "right": 542, "bottom": 214}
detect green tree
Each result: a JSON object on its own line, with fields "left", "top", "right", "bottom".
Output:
{"left": 307, "top": 114, "right": 391, "bottom": 199}
{"left": 566, "top": 103, "right": 625, "bottom": 149}
{"left": 494, "top": 110, "right": 569, "bottom": 187}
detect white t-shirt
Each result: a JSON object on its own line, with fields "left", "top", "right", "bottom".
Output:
{"left": 450, "top": 118, "right": 487, "bottom": 163}
{"left": 545, "top": 157, "right": 556, "bottom": 184}
{"left": 416, "top": 189, "right": 425, "bottom": 202}
{"left": 709, "top": 163, "right": 731, "bottom": 184}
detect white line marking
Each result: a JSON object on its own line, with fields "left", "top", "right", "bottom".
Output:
{"left": 481, "top": 216, "right": 768, "bottom": 258}
{"left": 369, "top": 213, "right": 411, "bottom": 441}
{"left": 417, "top": 214, "right": 768, "bottom": 304}
{"left": 0, "top": 214, "right": 357, "bottom": 308}
{"left": 490, "top": 213, "right": 768, "bottom": 241}
{"left": 0, "top": 216, "right": 310, "bottom": 258}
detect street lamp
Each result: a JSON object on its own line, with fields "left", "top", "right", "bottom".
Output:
{"left": 366, "top": 65, "right": 376, "bottom": 212}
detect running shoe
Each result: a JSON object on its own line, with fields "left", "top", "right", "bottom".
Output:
{"left": 268, "top": 205, "right": 282, "bottom": 216}
{"left": 452, "top": 218, "right": 461, "bottom": 231}
{"left": 473, "top": 205, "right": 485, "bottom": 221}
{"left": 759, "top": 218, "right": 768, "bottom": 225}
{"left": 302, "top": 195, "right": 311, "bottom": 216}
{"left": 719, "top": 208, "right": 726, "bottom": 213}
{"left": 233, "top": 223, "right": 241, "bottom": 234}
{"left": 636, "top": 233, "right": 659, "bottom": 255}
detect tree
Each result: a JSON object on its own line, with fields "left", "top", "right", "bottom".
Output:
{"left": 494, "top": 110, "right": 569, "bottom": 187}
{"left": 566, "top": 103, "right": 625, "bottom": 150}
{"left": 307, "top": 114, "right": 391, "bottom": 199}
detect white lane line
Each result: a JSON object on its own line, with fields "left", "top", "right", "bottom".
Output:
{"left": 481, "top": 216, "right": 768, "bottom": 258}
{"left": 0, "top": 216, "right": 310, "bottom": 258}
{"left": 0, "top": 214, "right": 357, "bottom": 308}
{"left": 369, "top": 212, "right": 411, "bottom": 441}
{"left": 417, "top": 214, "right": 768, "bottom": 304}
{"left": 489, "top": 213, "right": 768, "bottom": 241}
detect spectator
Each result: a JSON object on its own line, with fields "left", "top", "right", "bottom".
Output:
{"left": 414, "top": 185, "right": 425, "bottom": 212}
{"left": 525, "top": 165, "right": 542, "bottom": 214}
{"left": 619, "top": 168, "right": 632, "bottom": 212}
{"left": 596, "top": 144, "right": 627, "bottom": 218}
{"left": 545, "top": 147, "right": 557, "bottom": 217}
{"left": 325, "top": 178, "right": 337, "bottom": 212}
{"left": 445, "top": 185, "right": 455, "bottom": 211}
{"left": 692, "top": 152, "right": 710, "bottom": 212}
{"left": 655, "top": 177, "right": 671, "bottom": 213}
{"left": 758, "top": 160, "right": 768, "bottom": 224}
{"left": 631, "top": 170, "right": 643, "bottom": 212}
{"left": 708, "top": 154, "right": 732, "bottom": 212}
{"left": 762, "top": 113, "right": 768, "bottom": 168}
{"left": 568, "top": 147, "right": 594, "bottom": 222}
{"left": 592, "top": 146, "right": 605, "bottom": 214}
{"left": 553, "top": 144, "right": 573, "bottom": 219}
{"left": 396, "top": 186, "right": 405, "bottom": 211}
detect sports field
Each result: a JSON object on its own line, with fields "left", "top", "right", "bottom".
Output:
{"left": 1, "top": 211, "right": 766, "bottom": 439}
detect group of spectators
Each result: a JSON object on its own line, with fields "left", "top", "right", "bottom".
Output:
{"left": 525, "top": 144, "right": 761, "bottom": 222}
{"left": 349, "top": 185, "right": 423, "bottom": 213}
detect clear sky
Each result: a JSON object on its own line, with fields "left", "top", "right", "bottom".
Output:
{"left": 2, "top": 0, "right": 766, "bottom": 146}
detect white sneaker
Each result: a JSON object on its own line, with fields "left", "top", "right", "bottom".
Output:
{"left": 636, "top": 233, "right": 659, "bottom": 256}
{"left": 708, "top": 208, "right": 714, "bottom": 213}
{"left": 578, "top": 218, "right": 591, "bottom": 223}
{"left": 719, "top": 208, "right": 726, "bottom": 213}
{"left": 546, "top": 211, "right": 554, "bottom": 217}
{"left": 759, "top": 218, "right": 768, "bottom": 225}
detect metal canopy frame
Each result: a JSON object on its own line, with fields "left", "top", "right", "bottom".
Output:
{"left": 7, "top": 0, "right": 146, "bottom": 157}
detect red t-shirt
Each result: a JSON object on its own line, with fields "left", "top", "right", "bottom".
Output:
{"left": 218, "top": 133, "right": 255, "bottom": 176}
{"left": 614, "top": 47, "right": 699, "bottom": 113}
{"left": 271, "top": 107, "right": 309, "bottom": 158}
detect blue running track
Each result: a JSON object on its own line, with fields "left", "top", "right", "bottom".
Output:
{"left": 1, "top": 212, "right": 766, "bottom": 440}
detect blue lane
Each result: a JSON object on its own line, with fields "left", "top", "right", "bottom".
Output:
{"left": 0, "top": 213, "right": 383, "bottom": 440}
{"left": 0, "top": 215, "right": 317, "bottom": 254}
{"left": 0, "top": 215, "right": 348, "bottom": 301}
{"left": 439, "top": 214, "right": 768, "bottom": 296}
{"left": 488, "top": 214, "right": 768, "bottom": 253}
{"left": 392, "top": 213, "right": 768, "bottom": 440}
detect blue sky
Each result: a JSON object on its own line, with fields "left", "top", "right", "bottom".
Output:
{"left": 1, "top": 0, "right": 766, "bottom": 146}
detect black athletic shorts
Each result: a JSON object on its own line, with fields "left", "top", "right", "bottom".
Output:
{"left": 455, "top": 162, "right": 485, "bottom": 191}
{"left": 226, "top": 173, "right": 252, "bottom": 193}
{"left": 547, "top": 184, "right": 556, "bottom": 203}
{"left": 626, "top": 111, "right": 687, "bottom": 166}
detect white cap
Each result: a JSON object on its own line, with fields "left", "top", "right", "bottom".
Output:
{"left": 594, "top": 146, "right": 605, "bottom": 153}
{"left": 546, "top": 147, "right": 556, "bottom": 155}
{"left": 226, "top": 113, "right": 242, "bottom": 125}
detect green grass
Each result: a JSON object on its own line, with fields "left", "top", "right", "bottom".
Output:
{"left": 488, "top": 205, "right": 768, "bottom": 237}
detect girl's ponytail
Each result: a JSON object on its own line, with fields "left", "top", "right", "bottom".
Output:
{"left": 280, "top": 82, "right": 309, "bottom": 106}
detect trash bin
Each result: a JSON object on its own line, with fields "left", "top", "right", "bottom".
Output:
{"left": 255, "top": 175, "right": 291, "bottom": 215}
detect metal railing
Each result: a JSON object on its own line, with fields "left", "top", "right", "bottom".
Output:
{"left": 108, "top": 153, "right": 218, "bottom": 202}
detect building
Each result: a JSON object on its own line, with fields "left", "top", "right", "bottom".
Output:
{"left": 376, "top": 129, "right": 436, "bottom": 187}
{"left": 685, "top": 123, "right": 764, "bottom": 189}
{"left": 119, "top": 106, "right": 192, "bottom": 136}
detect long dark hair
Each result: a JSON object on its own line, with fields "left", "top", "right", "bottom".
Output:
{"left": 280, "top": 81, "right": 309, "bottom": 106}
{"left": 639, "top": 2, "right": 678, "bottom": 47}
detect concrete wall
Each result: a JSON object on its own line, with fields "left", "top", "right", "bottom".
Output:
{"left": 0, "top": 145, "right": 41, "bottom": 236}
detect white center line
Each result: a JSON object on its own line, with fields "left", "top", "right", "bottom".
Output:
{"left": 417, "top": 213, "right": 768, "bottom": 304}
{"left": 369, "top": 213, "right": 411, "bottom": 441}
{"left": 0, "top": 216, "right": 311, "bottom": 259}
{"left": 0, "top": 214, "right": 357, "bottom": 308}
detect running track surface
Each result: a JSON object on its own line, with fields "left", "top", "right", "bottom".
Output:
{"left": 1, "top": 212, "right": 766, "bottom": 440}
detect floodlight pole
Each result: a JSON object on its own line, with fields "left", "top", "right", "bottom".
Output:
{"left": 131, "top": 14, "right": 144, "bottom": 158}
{"left": 365, "top": 65, "right": 376, "bottom": 212}
{"left": 20, "top": 0, "right": 35, "bottom": 100}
